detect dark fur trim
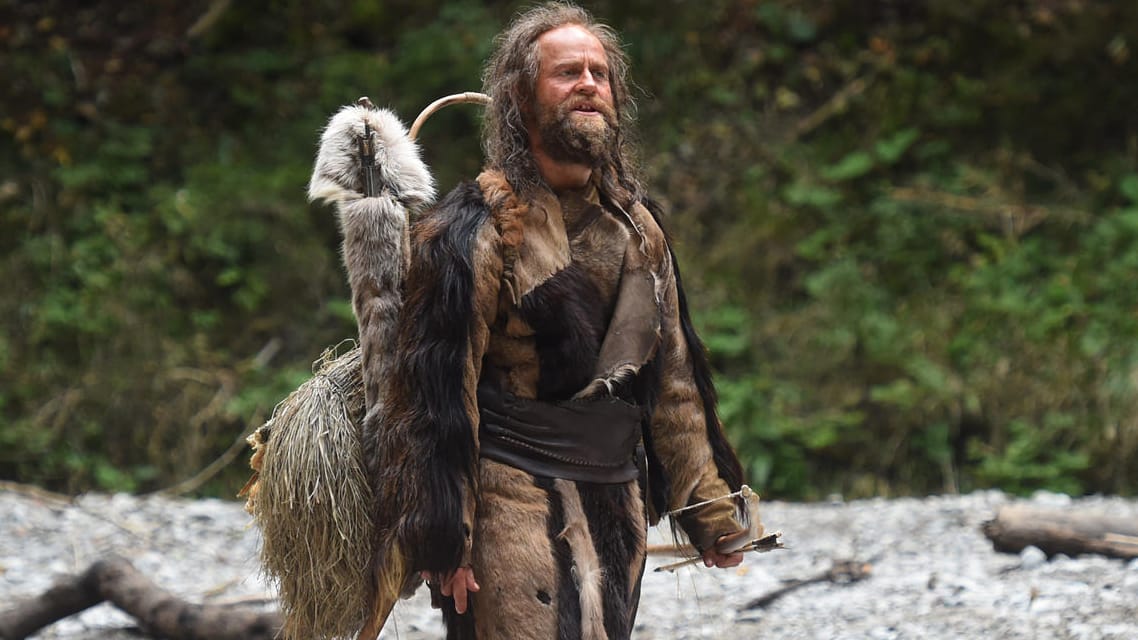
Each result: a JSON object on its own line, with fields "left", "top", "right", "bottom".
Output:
{"left": 439, "top": 585, "right": 477, "bottom": 640}
{"left": 367, "top": 181, "right": 489, "bottom": 576}
{"left": 519, "top": 263, "right": 609, "bottom": 401}
{"left": 641, "top": 198, "right": 745, "bottom": 493}
{"left": 534, "top": 476, "right": 582, "bottom": 640}
{"left": 581, "top": 482, "right": 640, "bottom": 638}
{"left": 630, "top": 353, "right": 670, "bottom": 522}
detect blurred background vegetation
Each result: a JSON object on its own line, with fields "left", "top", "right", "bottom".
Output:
{"left": 3, "top": 0, "right": 1137, "bottom": 500}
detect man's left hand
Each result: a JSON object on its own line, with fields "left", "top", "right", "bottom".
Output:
{"left": 701, "top": 534, "right": 745, "bottom": 568}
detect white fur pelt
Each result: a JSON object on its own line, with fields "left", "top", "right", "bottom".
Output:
{"left": 308, "top": 104, "right": 435, "bottom": 208}
{"left": 308, "top": 104, "right": 436, "bottom": 408}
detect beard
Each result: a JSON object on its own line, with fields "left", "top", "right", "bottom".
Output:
{"left": 535, "top": 97, "right": 619, "bottom": 167}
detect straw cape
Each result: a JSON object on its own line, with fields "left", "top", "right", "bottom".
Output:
{"left": 240, "top": 99, "right": 444, "bottom": 640}
{"left": 240, "top": 344, "right": 371, "bottom": 640}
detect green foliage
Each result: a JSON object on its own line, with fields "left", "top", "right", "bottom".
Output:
{"left": 656, "top": 0, "right": 1138, "bottom": 498}
{"left": 3, "top": 0, "right": 1138, "bottom": 499}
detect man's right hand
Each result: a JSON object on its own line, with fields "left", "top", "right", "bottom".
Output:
{"left": 423, "top": 567, "right": 480, "bottom": 614}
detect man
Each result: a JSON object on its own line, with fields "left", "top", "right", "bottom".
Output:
{"left": 357, "top": 3, "right": 755, "bottom": 638}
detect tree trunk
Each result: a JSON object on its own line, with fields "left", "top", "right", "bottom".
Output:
{"left": 981, "top": 504, "right": 1138, "bottom": 560}
{"left": 0, "top": 555, "right": 281, "bottom": 640}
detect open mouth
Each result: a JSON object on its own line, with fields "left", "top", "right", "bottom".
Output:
{"left": 572, "top": 104, "right": 600, "bottom": 114}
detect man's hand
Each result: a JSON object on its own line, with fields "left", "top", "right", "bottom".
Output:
{"left": 701, "top": 534, "right": 745, "bottom": 569}
{"left": 423, "top": 567, "right": 481, "bottom": 614}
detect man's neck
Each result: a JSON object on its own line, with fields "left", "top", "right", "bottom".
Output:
{"left": 532, "top": 147, "right": 593, "bottom": 193}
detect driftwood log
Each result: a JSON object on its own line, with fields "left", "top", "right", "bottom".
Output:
{"left": 0, "top": 555, "right": 281, "bottom": 640}
{"left": 982, "top": 504, "right": 1138, "bottom": 560}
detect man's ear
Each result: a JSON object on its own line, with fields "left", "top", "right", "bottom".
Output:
{"left": 518, "top": 93, "right": 534, "bottom": 124}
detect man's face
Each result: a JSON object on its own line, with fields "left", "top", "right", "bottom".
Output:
{"left": 531, "top": 24, "right": 618, "bottom": 166}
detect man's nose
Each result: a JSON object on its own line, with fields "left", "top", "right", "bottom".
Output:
{"left": 576, "top": 70, "right": 598, "bottom": 93}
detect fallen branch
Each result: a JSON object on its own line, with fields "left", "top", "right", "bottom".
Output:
{"left": 982, "top": 504, "right": 1138, "bottom": 560}
{"left": 0, "top": 481, "right": 73, "bottom": 506}
{"left": 186, "top": 0, "right": 232, "bottom": 39}
{"left": 739, "top": 559, "right": 872, "bottom": 611}
{"left": 0, "top": 555, "right": 280, "bottom": 640}
{"left": 151, "top": 427, "right": 252, "bottom": 498}
{"left": 789, "top": 76, "right": 871, "bottom": 142}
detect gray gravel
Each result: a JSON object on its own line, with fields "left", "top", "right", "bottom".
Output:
{"left": 2, "top": 487, "right": 1137, "bottom": 639}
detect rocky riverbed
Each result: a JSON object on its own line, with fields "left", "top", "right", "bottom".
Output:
{"left": 2, "top": 486, "right": 1136, "bottom": 639}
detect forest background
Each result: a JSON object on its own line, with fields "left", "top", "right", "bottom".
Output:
{"left": 3, "top": 0, "right": 1138, "bottom": 500}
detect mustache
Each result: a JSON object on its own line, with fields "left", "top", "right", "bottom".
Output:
{"left": 561, "top": 98, "right": 617, "bottom": 120}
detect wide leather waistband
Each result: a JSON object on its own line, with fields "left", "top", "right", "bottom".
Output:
{"left": 477, "top": 384, "right": 641, "bottom": 484}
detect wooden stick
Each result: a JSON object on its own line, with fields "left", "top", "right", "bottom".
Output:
{"left": 654, "top": 532, "right": 784, "bottom": 572}
{"left": 646, "top": 542, "right": 695, "bottom": 556}
{"left": 739, "top": 560, "right": 872, "bottom": 611}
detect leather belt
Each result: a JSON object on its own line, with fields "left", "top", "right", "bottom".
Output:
{"left": 477, "top": 384, "right": 641, "bottom": 484}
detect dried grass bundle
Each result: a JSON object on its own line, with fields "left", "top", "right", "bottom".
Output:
{"left": 241, "top": 344, "right": 372, "bottom": 640}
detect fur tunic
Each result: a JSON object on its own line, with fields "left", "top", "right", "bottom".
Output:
{"left": 363, "top": 170, "right": 746, "bottom": 639}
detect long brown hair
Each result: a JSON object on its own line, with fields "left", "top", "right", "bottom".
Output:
{"left": 481, "top": 2, "right": 644, "bottom": 207}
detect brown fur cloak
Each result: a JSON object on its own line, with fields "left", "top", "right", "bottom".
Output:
{"left": 357, "top": 168, "right": 748, "bottom": 640}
